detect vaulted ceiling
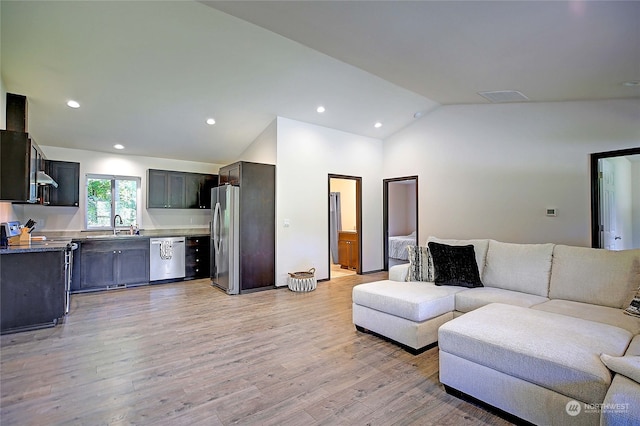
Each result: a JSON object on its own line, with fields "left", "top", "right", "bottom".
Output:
{"left": 2, "top": 1, "right": 638, "bottom": 164}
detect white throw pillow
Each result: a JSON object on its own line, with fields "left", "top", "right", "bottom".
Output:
{"left": 600, "top": 353, "right": 640, "bottom": 384}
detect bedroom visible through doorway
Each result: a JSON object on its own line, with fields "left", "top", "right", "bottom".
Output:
{"left": 384, "top": 176, "right": 418, "bottom": 270}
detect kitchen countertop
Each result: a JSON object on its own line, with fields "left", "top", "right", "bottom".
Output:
{"left": 2, "top": 229, "right": 209, "bottom": 254}
{"left": 0, "top": 239, "right": 75, "bottom": 254}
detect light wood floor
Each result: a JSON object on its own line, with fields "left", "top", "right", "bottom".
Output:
{"left": 1, "top": 273, "right": 512, "bottom": 426}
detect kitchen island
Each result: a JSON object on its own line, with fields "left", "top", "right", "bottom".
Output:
{"left": 0, "top": 240, "right": 74, "bottom": 334}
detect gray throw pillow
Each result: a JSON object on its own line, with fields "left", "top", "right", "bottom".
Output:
{"left": 405, "top": 245, "right": 432, "bottom": 282}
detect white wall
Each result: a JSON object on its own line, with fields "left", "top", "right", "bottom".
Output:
{"left": 330, "top": 178, "right": 357, "bottom": 231}
{"left": 14, "top": 146, "right": 223, "bottom": 232}
{"left": 237, "top": 119, "right": 277, "bottom": 165}
{"left": 383, "top": 99, "right": 640, "bottom": 247}
{"left": 276, "top": 117, "right": 383, "bottom": 284}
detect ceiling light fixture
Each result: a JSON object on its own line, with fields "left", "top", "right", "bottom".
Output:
{"left": 206, "top": 118, "right": 216, "bottom": 125}
{"left": 413, "top": 111, "right": 424, "bottom": 119}
{"left": 113, "top": 144, "right": 124, "bottom": 150}
{"left": 66, "top": 100, "right": 80, "bottom": 108}
{"left": 374, "top": 122, "right": 382, "bottom": 128}
{"left": 622, "top": 80, "right": 640, "bottom": 87}
{"left": 316, "top": 106, "right": 325, "bottom": 113}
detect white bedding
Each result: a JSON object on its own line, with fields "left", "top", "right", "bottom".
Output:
{"left": 388, "top": 234, "right": 417, "bottom": 260}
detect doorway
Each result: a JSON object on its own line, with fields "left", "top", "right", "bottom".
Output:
{"left": 591, "top": 147, "right": 640, "bottom": 249}
{"left": 328, "top": 175, "right": 362, "bottom": 278}
{"left": 383, "top": 176, "right": 418, "bottom": 270}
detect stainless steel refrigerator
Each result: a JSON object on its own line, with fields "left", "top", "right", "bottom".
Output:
{"left": 210, "top": 184, "right": 240, "bottom": 294}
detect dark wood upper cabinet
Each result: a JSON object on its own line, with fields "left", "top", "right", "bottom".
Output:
{"left": 148, "top": 169, "right": 217, "bottom": 209}
{"left": 6, "top": 93, "right": 28, "bottom": 133}
{"left": 42, "top": 160, "right": 80, "bottom": 207}
{"left": 0, "top": 130, "right": 43, "bottom": 203}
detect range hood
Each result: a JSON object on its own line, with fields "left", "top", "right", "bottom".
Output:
{"left": 37, "top": 171, "right": 58, "bottom": 188}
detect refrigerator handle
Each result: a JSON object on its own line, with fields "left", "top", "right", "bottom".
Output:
{"left": 213, "top": 201, "right": 221, "bottom": 253}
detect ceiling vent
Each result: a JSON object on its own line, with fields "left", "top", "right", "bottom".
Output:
{"left": 477, "top": 90, "right": 529, "bottom": 103}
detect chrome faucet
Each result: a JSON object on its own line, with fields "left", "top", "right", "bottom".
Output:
{"left": 113, "top": 214, "right": 123, "bottom": 235}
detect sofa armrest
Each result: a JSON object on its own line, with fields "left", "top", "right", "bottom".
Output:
{"left": 389, "top": 264, "right": 409, "bottom": 281}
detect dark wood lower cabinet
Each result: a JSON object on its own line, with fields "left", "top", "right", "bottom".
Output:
{"left": 185, "top": 236, "right": 210, "bottom": 279}
{"left": 1, "top": 251, "right": 66, "bottom": 333}
{"left": 338, "top": 231, "right": 359, "bottom": 270}
{"left": 75, "top": 239, "right": 149, "bottom": 292}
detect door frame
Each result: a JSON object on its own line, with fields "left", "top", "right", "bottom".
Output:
{"left": 590, "top": 147, "right": 640, "bottom": 248}
{"left": 383, "top": 176, "right": 419, "bottom": 270}
{"left": 328, "top": 174, "right": 362, "bottom": 277}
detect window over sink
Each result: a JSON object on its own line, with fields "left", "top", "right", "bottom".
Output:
{"left": 85, "top": 174, "right": 141, "bottom": 230}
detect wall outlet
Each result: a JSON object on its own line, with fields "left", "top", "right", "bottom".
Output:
{"left": 546, "top": 208, "right": 557, "bottom": 217}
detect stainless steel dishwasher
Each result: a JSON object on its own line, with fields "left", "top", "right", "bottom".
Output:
{"left": 150, "top": 237, "right": 185, "bottom": 281}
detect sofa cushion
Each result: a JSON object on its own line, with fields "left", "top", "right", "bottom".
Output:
{"left": 600, "top": 354, "right": 640, "bottom": 384}
{"left": 482, "top": 240, "right": 554, "bottom": 297}
{"left": 455, "top": 287, "right": 548, "bottom": 313}
{"left": 549, "top": 245, "right": 640, "bottom": 309}
{"left": 426, "top": 237, "right": 489, "bottom": 277}
{"left": 405, "top": 245, "right": 432, "bottom": 282}
{"left": 531, "top": 299, "right": 640, "bottom": 335}
{"left": 438, "top": 303, "right": 632, "bottom": 404}
{"left": 428, "top": 242, "right": 483, "bottom": 288}
{"left": 352, "top": 280, "right": 466, "bottom": 322}
{"left": 600, "top": 374, "right": 640, "bottom": 426}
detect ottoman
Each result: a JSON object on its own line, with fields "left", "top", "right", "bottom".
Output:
{"left": 352, "top": 280, "right": 466, "bottom": 353}
{"left": 438, "top": 303, "right": 633, "bottom": 426}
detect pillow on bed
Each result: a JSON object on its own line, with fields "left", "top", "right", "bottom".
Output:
{"left": 405, "top": 245, "right": 432, "bottom": 282}
{"left": 427, "top": 242, "right": 483, "bottom": 288}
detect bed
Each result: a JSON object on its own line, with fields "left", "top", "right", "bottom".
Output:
{"left": 388, "top": 232, "right": 417, "bottom": 261}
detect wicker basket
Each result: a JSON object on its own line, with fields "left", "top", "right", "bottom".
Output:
{"left": 287, "top": 268, "right": 317, "bottom": 292}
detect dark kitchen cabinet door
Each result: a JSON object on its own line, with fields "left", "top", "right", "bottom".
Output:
{"left": 118, "top": 246, "right": 149, "bottom": 285}
{"left": 168, "top": 173, "right": 186, "bottom": 208}
{"left": 199, "top": 174, "right": 218, "bottom": 209}
{"left": 185, "top": 173, "right": 219, "bottom": 209}
{"left": 81, "top": 248, "right": 117, "bottom": 289}
{"left": 43, "top": 160, "right": 80, "bottom": 206}
{"left": 147, "top": 169, "right": 170, "bottom": 208}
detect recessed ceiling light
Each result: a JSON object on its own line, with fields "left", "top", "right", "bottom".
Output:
{"left": 316, "top": 106, "right": 325, "bottom": 113}
{"left": 622, "top": 80, "right": 640, "bottom": 87}
{"left": 206, "top": 118, "right": 216, "bottom": 125}
{"left": 374, "top": 122, "right": 382, "bottom": 128}
{"left": 67, "top": 100, "right": 80, "bottom": 108}
{"left": 113, "top": 144, "right": 124, "bottom": 150}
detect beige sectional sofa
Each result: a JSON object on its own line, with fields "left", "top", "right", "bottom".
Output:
{"left": 352, "top": 237, "right": 640, "bottom": 425}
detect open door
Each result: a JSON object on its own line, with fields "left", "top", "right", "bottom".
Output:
{"left": 383, "top": 176, "right": 418, "bottom": 270}
{"left": 591, "top": 147, "right": 640, "bottom": 249}
{"left": 328, "top": 175, "right": 362, "bottom": 278}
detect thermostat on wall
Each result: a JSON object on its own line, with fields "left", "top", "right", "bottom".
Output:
{"left": 546, "top": 208, "right": 557, "bottom": 217}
